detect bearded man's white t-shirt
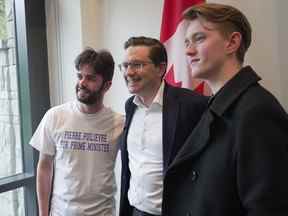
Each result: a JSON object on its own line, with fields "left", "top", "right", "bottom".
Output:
{"left": 30, "top": 101, "right": 124, "bottom": 216}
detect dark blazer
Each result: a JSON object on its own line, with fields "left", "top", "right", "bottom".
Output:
{"left": 162, "top": 66, "right": 288, "bottom": 216}
{"left": 119, "top": 82, "right": 208, "bottom": 216}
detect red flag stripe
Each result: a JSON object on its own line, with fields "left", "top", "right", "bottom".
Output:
{"left": 160, "top": 0, "right": 204, "bottom": 42}
{"left": 165, "top": 65, "right": 182, "bottom": 87}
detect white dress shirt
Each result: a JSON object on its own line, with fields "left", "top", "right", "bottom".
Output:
{"left": 127, "top": 82, "right": 164, "bottom": 215}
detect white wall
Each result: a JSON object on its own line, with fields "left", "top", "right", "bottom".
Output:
{"left": 277, "top": 1, "right": 288, "bottom": 110}
{"left": 46, "top": 0, "right": 82, "bottom": 106}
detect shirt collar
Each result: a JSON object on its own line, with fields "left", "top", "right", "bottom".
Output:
{"left": 133, "top": 81, "right": 164, "bottom": 108}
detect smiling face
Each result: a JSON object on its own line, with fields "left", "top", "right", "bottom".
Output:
{"left": 76, "top": 64, "right": 107, "bottom": 105}
{"left": 185, "top": 19, "right": 229, "bottom": 81}
{"left": 123, "top": 46, "right": 164, "bottom": 99}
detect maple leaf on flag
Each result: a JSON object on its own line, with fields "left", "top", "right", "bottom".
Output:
{"left": 160, "top": 0, "right": 211, "bottom": 95}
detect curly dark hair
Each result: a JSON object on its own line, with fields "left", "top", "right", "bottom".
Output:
{"left": 75, "top": 48, "right": 115, "bottom": 82}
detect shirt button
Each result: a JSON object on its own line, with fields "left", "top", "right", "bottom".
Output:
{"left": 191, "top": 170, "right": 198, "bottom": 181}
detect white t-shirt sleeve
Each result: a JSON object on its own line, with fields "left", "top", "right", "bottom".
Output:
{"left": 29, "top": 108, "right": 56, "bottom": 156}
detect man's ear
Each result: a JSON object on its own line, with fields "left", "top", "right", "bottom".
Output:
{"left": 226, "top": 32, "right": 242, "bottom": 55}
{"left": 158, "top": 63, "right": 167, "bottom": 78}
{"left": 102, "top": 81, "right": 112, "bottom": 93}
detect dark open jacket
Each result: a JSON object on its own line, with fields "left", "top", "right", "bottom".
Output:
{"left": 119, "top": 83, "right": 208, "bottom": 216}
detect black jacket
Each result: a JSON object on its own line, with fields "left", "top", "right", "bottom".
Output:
{"left": 119, "top": 83, "right": 208, "bottom": 216}
{"left": 163, "top": 66, "right": 288, "bottom": 216}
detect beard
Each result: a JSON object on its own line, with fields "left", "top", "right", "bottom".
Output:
{"left": 75, "top": 83, "right": 104, "bottom": 105}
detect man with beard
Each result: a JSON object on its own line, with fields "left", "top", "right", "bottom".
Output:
{"left": 30, "top": 48, "right": 124, "bottom": 216}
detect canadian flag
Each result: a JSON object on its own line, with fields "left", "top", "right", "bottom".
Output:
{"left": 160, "top": 0, "right": 210, "bottom": 94}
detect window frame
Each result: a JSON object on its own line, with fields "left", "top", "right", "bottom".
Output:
{"left": 0, "top": 0, "right": 50, "bottom": 215}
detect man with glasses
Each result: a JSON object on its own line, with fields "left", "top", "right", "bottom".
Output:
{"left": 118, "top": 36, "right": 208, "bottom": 216}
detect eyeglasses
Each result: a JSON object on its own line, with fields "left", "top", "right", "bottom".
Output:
{"left": 118, "top": 61, "right": 154, "bottom": 72}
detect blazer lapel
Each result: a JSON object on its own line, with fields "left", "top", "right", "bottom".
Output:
{"left": 167, "top": 109, "right": 214, "bottom": 173}
{"left": 122, "top": 99, "right": 136, "bottom": 151}
{"left": 162, "top": 84, "right": 179, "bottom": 170}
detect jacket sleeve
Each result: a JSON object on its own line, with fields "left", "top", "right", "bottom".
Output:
{"left": 236, "top": 102, "right": 288, "bottom": 216}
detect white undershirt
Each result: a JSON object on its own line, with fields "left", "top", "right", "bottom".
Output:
{"left": 127, "top": 82, "right": 164, "bottom": 215}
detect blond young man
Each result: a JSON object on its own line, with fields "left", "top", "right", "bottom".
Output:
{"left": 163, "top": 3, "right": 288, "bottom": 216}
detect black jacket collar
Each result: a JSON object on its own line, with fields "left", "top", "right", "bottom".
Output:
{"left": 209, "top": 66, "right": 261, "bottom": 116}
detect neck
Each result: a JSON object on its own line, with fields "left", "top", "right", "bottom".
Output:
{"left": 138, "top": 83, "right": 161, "bottom": 107}
{"left": 78, "top": 101, "right": 104, "bottom": 114}
{"left": 208, "top": 60, "right": 242, "bottom": 94}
